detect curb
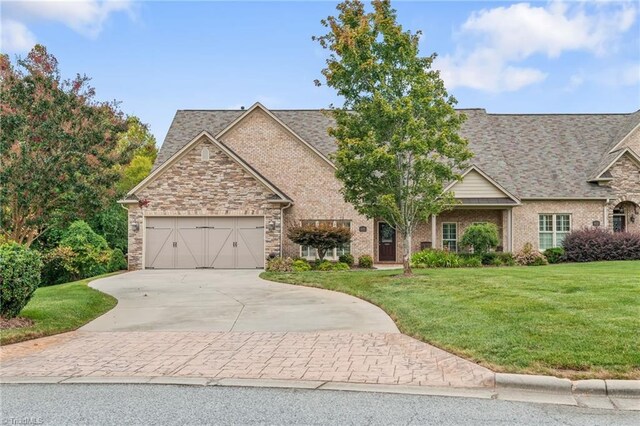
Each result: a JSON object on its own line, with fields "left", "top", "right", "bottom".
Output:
{"left": 1, "top": 375, "right": 638, "bottom": 411}
{"left": 495, "top": 373, "right": 640, "bottom": 397}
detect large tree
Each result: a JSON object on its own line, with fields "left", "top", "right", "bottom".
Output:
{"left": 314, "top": 0, "right": 473, "bottom": 274}
{"left": 0, "top": 45, "right": 131, "bottom": 246}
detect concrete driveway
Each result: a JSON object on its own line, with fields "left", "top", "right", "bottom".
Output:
{"left": 82, "top": 270, "right": 398, "bottom": 333}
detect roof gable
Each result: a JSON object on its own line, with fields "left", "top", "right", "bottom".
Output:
{"left": 590, "top": 147, "right": 640, "bottom": 182}
{"left": 444, "top": 166, "right": 520, "bottom": 204}
{"left": 122, "top": 131, "right": 292, "bottom": 203}
{"left": 215, "top": 102, "right": 335, "bottom": 169}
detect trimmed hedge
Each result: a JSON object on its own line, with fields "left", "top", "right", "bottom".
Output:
{"left": 543, "top": 247, "right": 565, "bottom": 264}
{"left": 563, "top": 229, "right": 640, "bottom": 262}
{"left": 358, "top": 255, "right": 373, "bottom": 269}
{"left": 0, "top": 242, "right": 43, "bottom": 318}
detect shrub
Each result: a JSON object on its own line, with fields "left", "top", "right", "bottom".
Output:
{"left": 47, "top": 221, "right": 112, "bottom": 282}
{"left": 288, "top": 223, "right": 352, "bottom": 261}
{"left": 358, "top": 255, "right": 373, "bottom": 269}
{"left": 497, "top": 252, "right": 516, "bottom": 266}
{"left": 266, "top": 257, "right": 294, "bottom": 272}
{"left": 338, "top": 253, "right": 355, "bottom": 266}
{"left": 0, "top": 242, "right": 43, "bottom": 318}
{"left": 461, "top": 256, "right": 482, "bottom": 268}
{"left": 316, "top": 260, "right": 335, "bottom": 271}
{"left": 480, "top": 252, "right": 497, "bottom": 266}
{"left": 544, "top": 247, "right": 565, "bottom": 264}
{"left": 41, "top": 245, "right": 78, "bottom": 286}
{"left": 107, "top": 249, "right": 128, "bottom": 272}
{"left": 334, "top": 262, "right": 350, "bottom": 271}
{"left": 411, "top": 249, "right": 462, "bottom": 268}
{"left": 563, "top": 228, "right": 640, "bottom": 262}
{"left": 292, "top": 259, "right": 311, "bottom": 272}
{"left": 460, "top": 223, "right": 500, "bottom": 254}
{"left": 515, "top": 243, "right": 548, "bottom": 266}
{"left": 315, "top": 261, "right": 350, "bottom": 271}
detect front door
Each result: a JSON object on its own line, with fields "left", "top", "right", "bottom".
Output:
{"left": 613, "top": 212, "right": 626, "bottom": 233}
{"left": 378, "top": 222, "right": 396, "bottom": 262}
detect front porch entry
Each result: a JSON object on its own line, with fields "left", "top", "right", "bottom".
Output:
{"left": 378, "top": 222, "right": 396, "bottom": 262}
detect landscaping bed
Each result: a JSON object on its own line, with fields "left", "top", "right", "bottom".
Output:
{"left": 0, "top": 274, "right": 118, "bottom": 345}
{"left": 262, "top": 261, "right": 640, "bottom": 379}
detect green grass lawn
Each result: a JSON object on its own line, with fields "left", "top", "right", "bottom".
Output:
{"left": 262, "top": 261, "right": 640, "bottom": 379}
{"left": 1, "top": 274, "right": 118, "bottom": 345}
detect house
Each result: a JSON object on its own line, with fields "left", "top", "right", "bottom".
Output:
{"left": 120, "top": 103, "right": 640, "bottom": 269}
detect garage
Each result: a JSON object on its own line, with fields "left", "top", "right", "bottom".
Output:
{"left": 145, "top": 216, "right": 265, "bottom": 269}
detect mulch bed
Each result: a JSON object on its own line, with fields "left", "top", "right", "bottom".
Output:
{"left": 0, "top": 317, "right": 34, "bottom": 330}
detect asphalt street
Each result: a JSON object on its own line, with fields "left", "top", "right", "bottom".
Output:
{"left": 1, "top": 384, "right": 638, "bottom": 425}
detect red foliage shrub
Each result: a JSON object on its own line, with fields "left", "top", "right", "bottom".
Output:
{"left": 562, "top": 228, "right": 640, "bottom": 262}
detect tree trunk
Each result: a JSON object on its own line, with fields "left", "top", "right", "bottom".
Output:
{"left": 402, "top": 232, "right": 412, "bottom": 276}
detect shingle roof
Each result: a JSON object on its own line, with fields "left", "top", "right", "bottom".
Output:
{"left": 155, "top": 107, "right": 639, "bottom": 199}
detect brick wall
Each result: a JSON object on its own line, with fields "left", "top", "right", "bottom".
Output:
{"left": 512, "top": 200, "right": 606, "bottom": 252}
{"left": 126, "top": 138, "right": 282, "bottom": 270}
{"left": 218, "top": 108, "right": 374, "bottom": 259}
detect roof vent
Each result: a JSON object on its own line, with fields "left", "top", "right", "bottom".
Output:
{"left": 240, "top": 106, "right": 245, "bottom": 110}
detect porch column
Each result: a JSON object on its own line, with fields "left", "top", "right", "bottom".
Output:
{"left": 507, "top": 208, "right": 513, "bottom": 252}
{"left": 431, "top": 214, "right": 437, "bottom": 249}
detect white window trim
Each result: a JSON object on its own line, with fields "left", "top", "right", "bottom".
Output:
{"left": 299, "top": 220, "right": 351, "bottom": 260}
{"left": 538, "top": 213, "right": 571, "bottom": 251}
{"left": 442, "top": 222, "right": 458, "bottom": 252}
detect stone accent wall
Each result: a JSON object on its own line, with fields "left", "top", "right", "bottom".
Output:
{"left": 512, "top": 200, "right": 605, "bottom": 252}
{"left": 126, "top": 138, "right": 282, "bottom": 270}
{"left": 605, "top": 153, "right": 640, "bottom": 233}
{"left": 219, "top": 108, "right": 374, "bottom": 259}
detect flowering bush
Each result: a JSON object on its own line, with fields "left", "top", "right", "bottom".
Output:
{"left": 514, "top": 243, "right": 548, "bottom": 266}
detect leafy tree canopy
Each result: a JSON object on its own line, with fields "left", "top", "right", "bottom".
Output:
{"left": 0, "top": 45, "right": 142, "bottom": 246}
{"left": 314, "top": 0, "right": 473, "bottom": 274}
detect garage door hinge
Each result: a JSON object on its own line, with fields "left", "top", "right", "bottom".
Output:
{"left": 196, "top": 226, "right": 213, "bottom": 229}
{"left": 146, "top": 226, "right": 155, "bottom": 229}
{"left": 256, "top": 226, "right": 265, "bottom": 229}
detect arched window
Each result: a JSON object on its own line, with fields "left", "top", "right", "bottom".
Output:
{"left": 201, "top": 147, "right": 210, "bottom": 161}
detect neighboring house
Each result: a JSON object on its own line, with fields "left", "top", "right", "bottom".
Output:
{"left": 120, "top": 103, "right": 640, "bottom": 269}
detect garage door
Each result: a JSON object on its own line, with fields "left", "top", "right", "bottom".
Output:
{"left": 145, "top": 217, "right": 264, "bottom": 269}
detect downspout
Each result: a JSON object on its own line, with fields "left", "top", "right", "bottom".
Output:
{"left": 280, "top": 202, "right": 293, "bottom": 258}
{"left": 604, "top": 199, "right": 609, "bottom": 229}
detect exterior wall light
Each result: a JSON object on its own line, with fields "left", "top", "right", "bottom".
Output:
{"left": 132, "top": 222, "right": 140, "bottom": 232}
{"left": 268, "top": 221, "right": 276, "bottom": 231}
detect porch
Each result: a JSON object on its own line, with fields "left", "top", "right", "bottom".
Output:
{"left": 374, "top": 203, "right": 516, "bottom": 264}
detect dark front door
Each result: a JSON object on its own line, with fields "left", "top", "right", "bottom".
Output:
{"left": 378, "top": 222, "right": 396, "bottom": 262}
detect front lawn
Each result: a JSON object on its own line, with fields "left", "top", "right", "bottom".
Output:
{"left": 262, "top": 261, "right": 640, "bottom": 379}
{"left": 1, "top": 274, "right": 118, "bottom": 345}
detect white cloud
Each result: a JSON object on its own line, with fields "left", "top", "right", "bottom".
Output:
{"left": 1, "top": 0, "right": 134, "bottom": 52}
{"left": 435, "top": 1, "right": 638, "bottom": 92}
{"left": 569, "top": 63, "right": 640, "bottom": 89}
{"left": 1, "top": 19, "right": 37, "bottom": 52}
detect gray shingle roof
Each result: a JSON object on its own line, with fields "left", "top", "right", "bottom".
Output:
{"left": 155, "top": 107, "right": 639, "bottom": 199}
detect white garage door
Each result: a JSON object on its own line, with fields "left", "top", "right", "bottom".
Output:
{"left": 145, "top": 217, "right": 265, "bottom": 269}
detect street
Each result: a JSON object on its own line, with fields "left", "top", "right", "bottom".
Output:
{"left": 1, "top": 384, "right": 638, "bottom": 425}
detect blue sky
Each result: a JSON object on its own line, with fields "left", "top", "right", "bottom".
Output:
{"left": 2, "top": 1, "right": 639, "bottom": 143}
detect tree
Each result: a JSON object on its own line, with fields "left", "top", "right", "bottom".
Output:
{"left": 314, "top": 0, "right": 473, "bottom": 275}
{"left": 90, "top": 116, "right": 157, "bottom": 252}
{"left": 0, "top": 45, "right": 132, "bottom": 246}
{"left": 288, "top": 223, "right": 352, "bottom": 261}
{"left": 460, "top": 223, "right": 499, "bottom": 254}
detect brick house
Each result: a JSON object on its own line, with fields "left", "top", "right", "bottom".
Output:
{"left": 120, "top": 103, "right": 640, "bottom": 269}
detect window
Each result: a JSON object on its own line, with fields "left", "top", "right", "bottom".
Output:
{"left": 539, "top": 214, "right": 570, "bottom": 250}
{"left": 300, "top": 220, "right": 351, "bottom": 260}
{"left": 442, "top": 223, "right": 457, "bottom": 251}
{"left": 201, "top": 147, "right": 210, "bottom": 161}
